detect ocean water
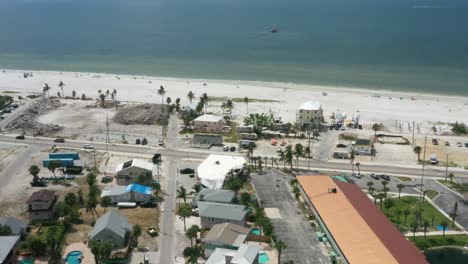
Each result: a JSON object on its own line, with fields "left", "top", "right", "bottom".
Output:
{"left": 0, "top": 0, "right": 468, "bottom": 95}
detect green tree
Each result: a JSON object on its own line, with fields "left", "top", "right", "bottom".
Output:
{"left": 177, "top": 186, "right": 188, "bottom": 205}
{"left": 29, "top": 165, "right": 41, "bottom": 183}
{"left": 100, "top": 196, "right": 112, "bottom": 213}
{"left": 64, "top": 192, "right": 77, "bottom": 207}
{"left": 89, "top": 240, "right": 112, "bottom": 264}
{"left": 372, "top": 123, "right": 382, "bottom": 136}
{"left": 201, "top": 93, "right": 209, "bottom": 113}
{"left": 157, "top": 85, "right": 166, "bottom": 106}
{"left": 284, "top": 145, "right": 294, "bottom": 170}
{"left": 294, "top": 143, "right": 304, "bottom": 166}
{"left": 26, "top": 236, "right": 47, "bottom": 256}
{"left": 166, "top": 96, "right": 172, "bottom": 105}
{"left": 178, "top": 204, "right": 192, "bottom": 231}
{"left": 243, "top": 113, "right": 275, "bottom": 136}
{"left": 192, "top": 183, "right": 202, "bottom": 194}
{"left": 240, "top": 192, "right": 252, "bottom": 206}
{"left": 46, "top": 225, "right": 63, "bottom": 261}
{"left": 275, "top": 240, "right": 287, "bottom": 264}
{"left": 225, "top": 99, "right": 234, "bottom": 117}
{"left": 403, "top": 209, "right": 411, "bottom": 225}
{"left": 366, "top": 181, "right": 374, "bottom": 194}
{"left": 186, "top": 225, "right": 200, "bottom": 246}
{"left": 413, "top": 146, "right": 422, "bottom": 161}
{"left": 410, "top": 221, "right": 418, "bottom": 240}
{"left": 396, "top": 184, "right": 405, "bottom": 199}
{"left": 0, "top": 224, "right": 12, "bottom": 235}
{"left": 355, "top": 162, "right": 361, "bottom": 174}
{"left": 131, "top": 224, "right": 142, "bottom": 248}
{"left": 384, "top": 198, "right": 395, "bottom": 215}
{"left": 183, "top": 245, "right": 202, "bottom": 264}
{"left": 43, "top": 83, "right": 51, "bottom": 98}
{"left": 243, "top": 96, "right": 249, "bottom": 114}
{"left": 187, "top": 91, "right": 195, "bottom": 103}
{"left": 440, "top": 221, "right": 448, "bottom": 237}
{"left": 47, "top": 160, "right": 62, "bottom": 178}
{"left": 58, "top": 81, "right": 65, "bottom": 97}
{"left": 395, "top": 209, "right": 402, "bottom": 224}
{"left": 422, "top": 219, "right": 430, "bottom": 239}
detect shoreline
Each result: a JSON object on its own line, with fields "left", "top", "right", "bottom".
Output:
{"left": 2, "top": 68, "right": 468, "bottom": 102}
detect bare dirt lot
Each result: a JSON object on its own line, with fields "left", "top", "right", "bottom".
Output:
{"left": 37, "top": 100, "right": 164, "bottom": 145}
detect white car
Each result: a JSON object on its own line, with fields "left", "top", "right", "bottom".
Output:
{"left": 223, "top": 145, "right": 229, "bottom": 151}
{"left": 83, "top": 144, "right": 94, "bottom": 149}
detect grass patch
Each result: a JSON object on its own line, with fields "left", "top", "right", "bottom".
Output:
{"left": 2, "top": 91, "right": 19, "bottom": 94}
{"left": 410, "top": 234, "right": 468, "bottom": 250}
{"left": 223, "top": 122, "right": 240, "bottom": 143}
{"left": 339, "top": 133, "right": 358, "bottom": 141}
{"left": 437, "top": 180, "right": 468, "bottom": 195}
{"left": 208, "top": 96, "right": 280, "bottom": 103}
{"left": 385, "top": 196, "right": 454, "bottom": 232}
{"left": 396, "top": 176, "right": 412, "bottom": 182}
{"left": 425, "top": 189, "right": 439, "bottom": 199}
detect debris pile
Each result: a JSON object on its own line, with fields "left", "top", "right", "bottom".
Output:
{"left": 113, "top": 103, "right": 168, "bottom": 125}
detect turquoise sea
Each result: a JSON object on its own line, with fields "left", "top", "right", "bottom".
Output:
{"left": 0, "top": 0, "right": 468, "bottom": 95}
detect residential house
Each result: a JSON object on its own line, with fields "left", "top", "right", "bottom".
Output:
{"left": 296, "top": 101, "right": 323, "bottom": 127}
{"left": 192, "top": 189, "right": 235, "bottom": 208}
{"left": 198, "top": 202, "right": 249, "bottom": 229}
{"left": 203, "top": 223, "right": 250, "bottom": 257}
{"left": 206, "top": 244, "right": 260, "bottom": 264}
{"left": 115, "top": 159, "right": 153, "bottom": 185}
{"left": 0, "top": 217, "right": 28, "bottom": 237}
{"left": 191, "top": 134, "right": 223, "bottom": 149}
{"left": 88, "top": 210, "right": 132, "bottom": 249}
{"left": 26, "top": 190, "right": 57, "bottom": 221}
{"left": 193, "top": 114, "right": 226, "bottom": 133}
{"left": 351, "top": 138, "right": 374, "bottom": 155}
{"left": 101, "top": 183, "right": 153, "bottom": 204}
{"left": 0, "top": 236, "right": 20, "bottom": 264}
{"left": 197, "top": 155, "right": 246, "bottom": 189}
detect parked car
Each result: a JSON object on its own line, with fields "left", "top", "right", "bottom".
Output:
{"left": 223, "top": 145, "right": 229, "bottom": 151}
{"left": 445, "top": 141, "right": 450, "bottom": 146}
{"left": 465, "top": 143, "right": 468, "bottom": 148}
{"left": 352, "top": 172, "right": 362, "bottom": 179}
{"left": 16, "top": 135, "right": 25, "bottom": 140}
{"left": 336, "top": 143, "right": 347, "bottom": 148}
{"left": 380, "top": 174, "right": 390, "bottom": 181}
{"left": 457, "top": 142, "right": 462, "bottom": 147}
{"left": 191, "top": 207, "right": 199, "bottom": 216}
{"left": 432, "top": 139, "right": 439, "bottom": 145}
{"left": 158, "top": 138, "right": 164, "bottom": 146}
{"left": 54, "top": 138, "right": 65, "bottom": 143}
{"left": 83, "top": 144, "right": 94, "bottom": 149}
{"left": 180, "top": 168, "right": 195, "bottom": 174}
{"left": 370, "top": 173, "right": 379, "bottom": 180}
{"left": 229, "top": 146, "right": 236, "bottom": 152}
{"left": 101, "top": 176, "right": 113, "bottom": 183}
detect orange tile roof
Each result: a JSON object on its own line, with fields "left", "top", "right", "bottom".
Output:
{"left": 297, "top": 175, "right": 427, "bottom": 264}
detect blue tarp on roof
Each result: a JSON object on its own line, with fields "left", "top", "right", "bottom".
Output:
{"left": 126, "top": 183, "right": 152, "bottom": 195}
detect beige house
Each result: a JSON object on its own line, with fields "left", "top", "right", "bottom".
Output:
{"left": 26, "top": 190, "right": 57, "bottom": 221}
{"left": 115, "top": 159, "right": 153, "bottom": 185}
{"left": 297, "top": 101, "right": 323, "bottom": 127}
{"left": 193, "top": 114, "right": 226, "bottom": 133}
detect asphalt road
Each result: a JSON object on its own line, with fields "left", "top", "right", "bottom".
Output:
{"left": 0, "top": 144, "right": 39, "bottom": 188}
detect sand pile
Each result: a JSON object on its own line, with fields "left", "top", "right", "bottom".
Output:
{"left": 6, "top": 98, "right": 63, "bottom": 135}
{"left": 112, "top": 103, "right": 168, "bottom": 125}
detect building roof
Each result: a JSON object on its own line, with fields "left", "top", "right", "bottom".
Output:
{"left": 354, "top": 139, "right": 373, "bottom": 147}
{"left": 206, "top": 244, "right": 260, "bottom": 264}
{"left": 194, "top": 114, "right": 224, "bottom": 123}
{"left": 102, "top": 183, "right": 152, "bottom": 197}
{"left": 0, "top": 236, "right": 20, "bottom": 263}
{"left": 204, "top": 223, "right": 250, "bottom": 247}
{"left": 198, "top": 202, "right": 249, "bottom": 222}
{"left": 89, "top": 210, "right": 131, "bottom": 240}
{"left": 197, "top": 155, "right": 246, "bottom": 189}
{"left": 26, "top": 190, "right": 56, "bottom": 203}
{"left": 196, "top": 189, "right": 235, "bottom": 204}
{"left": 297, "top": 175, "right": 428, "bottom": 264}
{"left": 115, "top": 159, "right": 153, "bottom": 173}
{"left": 0, "top": 217, "right": 28, "bottom": 235}
{"left": 299, "top": 101, "right": 321, "bottom": 111}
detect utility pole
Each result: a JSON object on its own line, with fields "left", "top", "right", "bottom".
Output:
{"left": 412, "top": 121, "right": 415, "bottom": 147}
{"left": 105, "top": 115, "right": 109, "bottom": 153}
{"left": 419, "top": 135, "right": 427, "bottom": 198}
{"left": 93, "top": 149, "right": 97, "bottom": 172}
{"left": 445, "top": 154, "right": 449, "bottom": 181}
{"left": 307, "top": 128, "right": 311, "bottom": 171}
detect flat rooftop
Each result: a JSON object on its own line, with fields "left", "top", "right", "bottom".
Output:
{"left": 297, "top": 175, "right": 428, "bottom": 264}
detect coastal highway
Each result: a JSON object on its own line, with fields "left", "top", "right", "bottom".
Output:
{"left": 0, "top": 134, "right": 466, "bottom": 180}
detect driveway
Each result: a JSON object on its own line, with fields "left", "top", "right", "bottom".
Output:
{"left": 252, "top": 169, "right": 330, "bottom": 264}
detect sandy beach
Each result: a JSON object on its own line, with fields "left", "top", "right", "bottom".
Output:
{"left": 1, "top": 69, "right": 467, "bottom": 133}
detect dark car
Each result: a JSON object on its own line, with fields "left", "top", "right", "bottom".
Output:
{"left": 465, "top": 143, "right": 468, "bottom": 148}
{"left": 370, "top": 173, "right": 379, "bottom": 180}
{"left": 54, "top": 138, "right": 65, "bottom": 143}
{"left": 180, "top": 168, "right": 195, "bottom": 174}
{"left": 336, "top": 143, "right": 347, "bottom": 148}
{"left": 101, "top": 176, "right": 114, "bottom": 183}
{"left": 15, "top": 135, "right": 25, "bottom": 140}
{"left": 380, "top": 174, "right": 390, "bottom": 181}
{"left": 229, "top": 146, "right": 236, "bottom": 152}
{"left": 432, "top": 139, "right": 439, "bottom": 145}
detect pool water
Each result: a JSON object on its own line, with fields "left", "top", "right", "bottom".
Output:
{"left": 19, "top": 258, "right": 34, "bottom": 264}
{"left": 251, "top": 227, "right": 261, "bottom": 236}
{"left": 65, "top": 251, "right": 83, "bottom": 264}
{"left": 258, "top": 252, "right": 270, "bottom": 264}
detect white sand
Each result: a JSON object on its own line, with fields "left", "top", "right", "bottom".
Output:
{"left": 1, "top": 69, "right": 468, "bottom": 133}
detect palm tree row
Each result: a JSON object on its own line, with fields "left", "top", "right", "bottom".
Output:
{"left": 277, "top": 143, "right": 311, "bottom": 170}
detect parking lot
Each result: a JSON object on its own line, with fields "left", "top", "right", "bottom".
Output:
{"left": 252, "top": 169, "right": 330, "bottom": 264}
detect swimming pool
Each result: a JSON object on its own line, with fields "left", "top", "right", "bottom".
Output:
{"left": 258, "top": 252, "right": 270, "bottom": 264}
{"left": 65, "top": 251, "right": 83, "bottom": 264}
{"left": 251, "top": 227, "right": 261, "bottom": 236}
{"left": 19, "top": 258, "right": 34, "bottom": 264}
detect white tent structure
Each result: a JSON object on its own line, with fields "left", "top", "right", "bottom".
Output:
{"left": 197, "top": 155, "right": 246, "bottom": 189}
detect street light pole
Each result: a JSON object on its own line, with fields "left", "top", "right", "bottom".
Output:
{"left": 419, "top": 135, "right": 427, "bottom": 198}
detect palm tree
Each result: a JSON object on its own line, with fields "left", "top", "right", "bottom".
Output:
{"left": 187, "top": 91, "right": 195, "bottom": 103}
{"left": 275, "top": 240, "right": 287, "bottom": 264}
{"left": 175, "top": 97, "right": 181, "bottom": 112}
{"left": 414, "top": 146, "right": 422, "bottom": 161}
{"left": 43, "top": 83, "right": 51, "bottom": 98}
{"left": 183, "top": 245, "right": 201, "bottom": 264}
{"left": 192, "top": 183, "right": 202, "bottom": 194}
{"left": 195, "top": 101, "right": 204, "bottom": 114}
{"left": 225, "top": 100, "right": 234, "bottom": 117}
{"left": 47, "top": 160, "right": 61, "bottom": 178}
{"left": 277, "top": 149, "right": 286, "bottom": 169}
{"left": 423, "top": 220, "right": 430, "bottom": 239}
{"left": 178, "top": 204, "right": 192, "bottom": 231}
{"left": 448, "top": 172, "right": 455, "bottom": 183}
{"left": 157, "top": 86, "right": 166, "bottom": 106}
{"left": 403, "top": 209, "right": 411, "bottom": 225}
{"left": 366, "top": 181, "right": 374, "bottom": 193}
{"left": 100, "top": 196, "right": 112, "bottom": 213}
{"left": 440, "top": 221, "right": 448, "bottom": 237}
{"left": 105, "top": 89, "right": 110, "bottom": 97}
{"left": 284, "top": 145, "right": 294, "bottom": 170}
{"left": 294, "top": 143, "right": 304, "bottom": 166}
{"left": 395, "top": 209, "right": 402, "bottom": 223}
{"left": 177, "top": 186, "right": 188, "bottom": 204}
{"left": 304, "top": 146, "right": 312, "bottom": 170}
{"left": 29, "top": 165, "right": 40, "bottom": 183}
{"left": 201, "top": 93, "right": 209, "bottom": 112}
{"left": 112, "top": 89, "right": 117, "bottom": 100}
{"left": 186, "top": 225, "right": 200, "bottom": 246}
{"left": 132, "top": 224, "right": 142, "bottom": 248}
{"left": 396, "top": 184, "right": 405, "bottom": 198}
{"left": 355, "top": 162, "right": 361, "bottom": 174}
{"left": 99, "top": 93, "right": 106, "bottom": 107}
{"left": 372, "top": 123, "right": 380, "bottom": 136}
{"left": 58, "top": 81, "right": 65, "bottom": 97}
{"left": 243, "top": 96, "right": 249, "bottom": 114}
{"left": 410, "top": 221, "right": 418, "bottom": 240}
{"left": 72, "top": 90, "right": 76, "bottom": 98}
